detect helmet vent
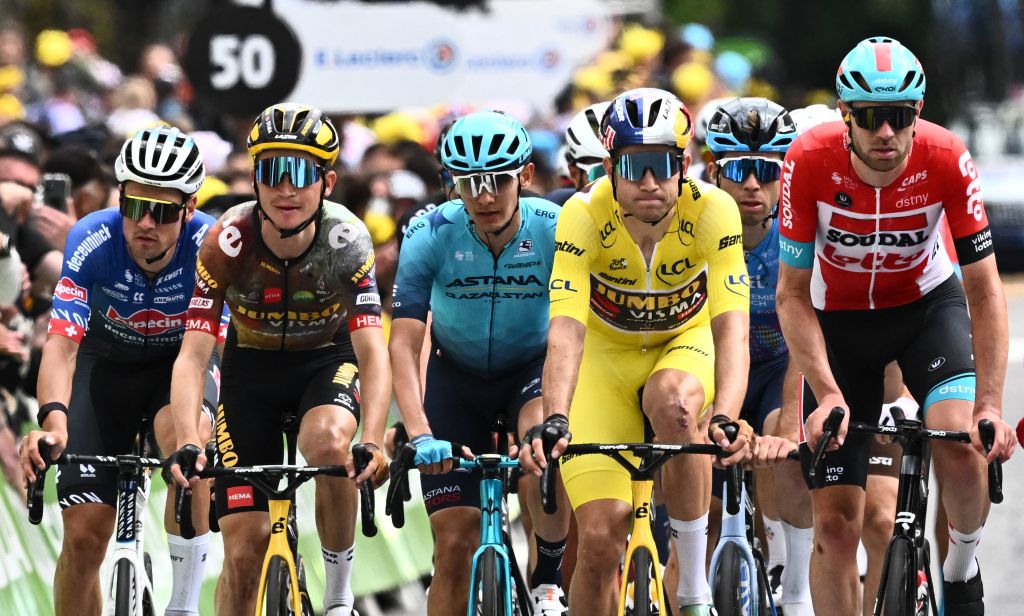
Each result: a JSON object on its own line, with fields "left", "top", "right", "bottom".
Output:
{"left": 471, "top": 135, "right": 483, "bottom": 159}
{"left": 487, "top": 134, "right": 503, "bottom": 156}
{"left": 849, "top": 71, "right": 872, "bottom": 93}
{"left": 584, "top": 108, "right": 602, "bottom": 134}
{"left": 624, "top": 99, "right": 643, "bottom": 128}
{"left": 567, "top": 128, "right": 582, "bottom": 146}
{"left": 272, "top": 108, "right": 285, "bottom": 129}
{"left": 647, "top": 99, "right": 663, "bottom": 126}
{"left": 506, "top": 135, "right": 520, "bottom": 157}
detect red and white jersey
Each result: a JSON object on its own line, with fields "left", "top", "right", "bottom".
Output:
{"left": 778, "top": 120, "right": 992, "bottom": 310}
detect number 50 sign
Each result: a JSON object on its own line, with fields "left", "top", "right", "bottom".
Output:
{"left": 184, "top": 4, "right": 302, "bottom": 116}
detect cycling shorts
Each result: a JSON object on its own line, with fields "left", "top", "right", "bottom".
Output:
{"left": 419, "top": 349, "right": 543, "bottom": 515}
{"left": 867, "top": 438, "right": 901, "bottom": 480}
{"left": 560, "top": 326, "right": 715, "bottom": 510}
{"left": 57, "top": 347, "right": 220, "bottom": 509}
{"left": 798, "top": 275, "right": 974, "bottom": 489}
{"left": 213, "top": 345, "right": 360, "bottom": 519}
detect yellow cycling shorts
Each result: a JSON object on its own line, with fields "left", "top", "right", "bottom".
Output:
{"left": 560, "top": 325, "right": 716, "bottom": 510}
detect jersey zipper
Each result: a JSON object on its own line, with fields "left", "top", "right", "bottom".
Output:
{"left": 280, "top": 259, "right": 290, "bottom": 351}
{"left": 868, "top": 188, "right": 881, "bottom": 309}
{"left": 638, "top": 240, "right": 662, "bottom": 354}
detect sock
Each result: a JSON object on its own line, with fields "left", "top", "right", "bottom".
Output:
{"left": 943, "top": 524, "right": 982, "bottom": 582}
{"left": 670, "top": 514, "right": 712, "bottom": 606}
{"left": 763, "top": 516, "right": 786, "bottom": 568}
{"left": 165, "top": 533, "right": 210, "bottom": 616}
{"left": 530, "top": 534, "right": 567, "bottom": 587}
{"left": 323, "top": 546, "right": 355, "bottom": 615}
{"left": 780, "top": 522, "right": 813, "bottom": 605}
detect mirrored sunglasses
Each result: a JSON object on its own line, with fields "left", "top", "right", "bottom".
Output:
{"left": 120, "top": 194, "right": 184, "bottom": 224}
{"left": 849, "top": 105, "right": 917, "bottom": 131}
{"left": 254, "top": 156, "right": 325, "bottom": 189}
{"left": 613, "top": 151, "right": 682, "bottom": 182}
{"left": 719, "top": 157, "right": 784, "bottom": 184}
{"left": 453, "top": 167, "right": 522, "bottom": 198}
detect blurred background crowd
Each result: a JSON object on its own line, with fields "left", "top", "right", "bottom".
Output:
{"left": 0, "top": 0, "right": 1022, "bottom": 508}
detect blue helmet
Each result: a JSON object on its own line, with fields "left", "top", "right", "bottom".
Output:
{"left": 706, "top": 98, "right": 796, "bottom": 156}
{"left": 440, "top": 111, "right": 532, "bottom": 174}
{"left": 836, "top": 36, "right": 925, "bottom": 103}
{"left": 600, "top": 88, "right": 693, "bottom": 154}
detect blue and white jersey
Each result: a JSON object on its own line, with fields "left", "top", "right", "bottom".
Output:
{"left": 392, "top": 197, "right": 559, "bottom": 378}
{"left": 747, "top": 218, "right": 787, "bottom": 362}
{"left": 48, "top": 208, "right": 223, "bottom": 362}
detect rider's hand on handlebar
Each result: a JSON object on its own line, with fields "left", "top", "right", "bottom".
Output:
{"left": 411, "top": 434, "right": 460, "bottom": 474}
{"left": 166, "top": 443, "right": 205, "bottom": 490}
{"left": 804, "top": 395, "right": 849, "bottom": 454}
{"left": 970, "top": 407, "right": 1016, "bottom": 463}
{"left": 349, "top": 443, "right": 390, "bottom": 488}
{"left": 753, "top": 434, "right": 797, "bottom": 467}
{"left": 19, "top": 430, "right": 65, "bottom": 484}
{"left": 519, "top": 413, "right": 571, "bottom": 476}
{"left": 708, "top": 416, "right": 755, "bottom": 467}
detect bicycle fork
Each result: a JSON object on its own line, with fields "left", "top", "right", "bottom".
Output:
{"left": 255, "top": 499, "right": 304, "bottom": 615}
{"left": 619, "top": 478, "right": 667, "bottom": 615}
{"left": 107, "top": 462, "right": 154, "bottom": 615}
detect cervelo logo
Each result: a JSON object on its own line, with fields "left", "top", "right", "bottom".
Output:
{"left": 957, "top": 151, "right": 984, "bottom": 222}
{"left": 105, "top": 307, "right": 186, "bottom": 335}
{"left": 55, "top": 277, "right": 88, "bottom": 303}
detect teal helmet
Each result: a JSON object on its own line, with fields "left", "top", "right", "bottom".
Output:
{"left": 836, "top": 36, "right": 925, "bottom": 103}
{"left": 440, "top": 111, "right": 532, "bottom": 174}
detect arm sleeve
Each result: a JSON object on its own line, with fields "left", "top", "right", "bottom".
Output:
{"left": 696, "top": 189, "right": 749, "bottom": 318}
{"left": 391, "top": 214, "right": 438, "bottom": 322}
{"left": 778, "top": 138, "right": 816, "bottom": 268}
{"left": 46, "top": 221, "right": 101, "bottom": 343}
{"left": 185, "top": 222, "right": 231, "bottom": 338}
{"left": 548, "top": 196, "right": 599, "bottom": 325}
{"left": 944, "top": 138, "right": 994, "bottom": 265}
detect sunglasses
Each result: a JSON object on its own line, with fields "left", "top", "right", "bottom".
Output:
{"left": 718, "top": 157, "right": 784, "bottom": 184}
{"left": 613, "top": 151, "right": 682, "bottom": 182}
{"left": 453, "top": 167, "right": 522, "bottom": 198}
{"left": 848, "top": 105, "right": 917, "bottom": 131}
{"left": 254, "top": 156, "right": 325, "bottom": 189}
{"left": 120, "top": 194, "right": 184, "bottom": 224}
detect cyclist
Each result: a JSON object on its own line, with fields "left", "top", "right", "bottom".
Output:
{"left": 545, "top": 102, "right": 610, "bottom": 205}
{"left": 166, "top": 103, "right": 391, "bottom": 616}
{"left": 19, "top": 126, "right": 220, "bottom": 616}
{"left": 390, "top": 110, "right": 570, "bottom": 616}
{"left": 702, "top": 97, "right": 812, "bottom": 615}
{"left": 777, "top": 37, "right": 1016, "bottom": 615}
{"left": 519, "top": 87, "right": 760, "bottom": 615}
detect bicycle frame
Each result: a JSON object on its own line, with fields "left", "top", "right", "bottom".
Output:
{"left": 107, "top": 454, "right": 157, "bottom": 615}
{"left": 619, "top": 476, "right": 666, "bottom": 615}
{"left": 463, "top": 454, "right": 522, "bottom": 616}
{"left": 254, "top": 497, "right": 304, "bottom": 615}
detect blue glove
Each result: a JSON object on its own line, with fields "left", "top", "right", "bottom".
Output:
{"left": 411, "top": 434, "right": 453, "bottom": 467}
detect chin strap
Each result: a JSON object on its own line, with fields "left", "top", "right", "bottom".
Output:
{"left": 256, "top": 184, "right": 325, "bottom": 239}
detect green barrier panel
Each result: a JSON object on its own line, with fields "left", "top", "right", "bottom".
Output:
{"left": 0, "top": 471, "right": 434, "bottom": 614}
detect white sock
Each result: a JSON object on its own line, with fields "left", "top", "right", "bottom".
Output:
{"left": 780, "top": 522, "right": 813, "bottom": 605}
{"left": 943, "top": 524, "right": 982, "bottom": 582}
{"left": 670, "top": 514, "right": 712, "bottom": 606}
{"left": 323, "top": 546, "right": 355, "bottom": 615}
{"left": 165, "top": 533, "right": 210, "bottom": 616}
{"left": 763, "top": 516, "right": 786, "bottom": 568}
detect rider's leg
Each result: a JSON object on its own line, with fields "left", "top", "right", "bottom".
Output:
{"left": 215, "top": 511, "right": 271, "bottom": 616}
{"left": 427, "top": 506, "right": 481, "bottom": 616}
{"left": 54, "top": 504, "right": 115, "bottom": 616}
{"left": 570, "top": 499, "right": 632, "bottom": 613}
{"left": 758, "top": 412, "right": 785, "bottom": 571}
{"left": 299, "top": 404, "right": 359, "bottom": 615}
{"left": 809, "top": 485, "right": 865, "bottom": 615}
{"left": 643, "top": 367, "right": 712, "bottom": 608}
{"left": 155, "top": 404, "right": 211, "bottom": 616}
{"left": 862, "top": 465, "right": 899, "bottom": 616}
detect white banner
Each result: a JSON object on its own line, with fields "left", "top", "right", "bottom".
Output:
{"left": 275, "top": 0, "right": 613, "bottom": 114}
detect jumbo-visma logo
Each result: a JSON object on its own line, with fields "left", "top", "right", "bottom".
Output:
{"left": 425, "top": 39, "right": 458, "bottom": 72}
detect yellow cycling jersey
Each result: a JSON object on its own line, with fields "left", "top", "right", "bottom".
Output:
{"left": 549, "top": 175, "right": 749, "bottom": 348}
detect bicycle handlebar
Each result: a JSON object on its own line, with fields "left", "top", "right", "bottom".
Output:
{"left": 27, "top": 438, "right": 53, "bottom": 525}
{"left": 977, "top": 419, "right": 1003, "bottom": 504}
{"left": 808, "top": 407, "right": 845, "bottom": 483}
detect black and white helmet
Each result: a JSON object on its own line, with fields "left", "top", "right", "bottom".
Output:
{"left": 115, "top": 126, "right": 205, "bottom": 195}
{"left": 565, "top": 102, "right": 609, "bottom": 166}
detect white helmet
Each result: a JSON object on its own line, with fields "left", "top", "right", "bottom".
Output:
{"left": 789, "top": 104, "right": 843, "bottom": 135}
{"left": 694, "top": 97, "right": 734, "bottom": 144}
{"left": 115, "top": 126, "right": 205, "bottom": 195}
{"left": 564, "top": 102, "right": 609, "bottom": 171}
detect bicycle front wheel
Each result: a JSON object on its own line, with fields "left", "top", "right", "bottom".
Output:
{"left": 624, "top": 547, "right": 660, "bottom": 616}
{"left": 474, "top": 548, "right": 505, "bottom": 616}
{"left": 880, "top": 539, "right": 915, "bottom": 616}
{"left": 114, "top": 560, "right": 133, "bottom": 616}
{"left": 265, "top": 555, "right": 294, "bottom": 616}
{"left": 712, "top": 543, "right": 754, "bottom": 616}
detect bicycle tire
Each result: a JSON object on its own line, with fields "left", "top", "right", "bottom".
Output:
{"left": 474, "top": 548, "right": 504, "bottom": 616}
{"left": 712, "top": 543, "right": 754, "bottom": 616}
{"left": 754, "top": 555, "right": 771, "bottom": 616}
{"left": 880, "top": 539, "right": 915, "bottom": 616}
{"left": 265, "top": 555, "right": 291, "bottom": 616}
{"left": 142, "top": 552, "right": 155, "bottom": 616}
{"left": 625, "top": 547, "right": 658, "bottom": 616}
{"left": 296, "top": 554, "right": 315, "bottom": 616}
{"left": 114, "top": 560, "right": 133, "bottom": 616}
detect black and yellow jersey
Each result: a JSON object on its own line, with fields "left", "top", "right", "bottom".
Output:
{"left": 549, "top": 175, "right": 749, "bottom": 349}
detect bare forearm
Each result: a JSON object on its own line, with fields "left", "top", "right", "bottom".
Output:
{"left": 777, "top": 287, "right": 838, "bottom": 402}
{"left": 170, "top": 334, "right": 214, "bottom": 448}
{"left": 542, "top": 316, "right": 585, "bottom": 419}
{"left": 37, "top": 336, "right": 76, "bottom": 407}
{"left": 968, "top": 284, "right": 1008, "bottom": 414}
{"left": 710, "top": 311, "right": 749, "bottom": 420}
{"left": 389, "top": 319, "right": 431, "bottom": 436}
{"left": 357, "top": 348, "right": 391, "bottom": 446}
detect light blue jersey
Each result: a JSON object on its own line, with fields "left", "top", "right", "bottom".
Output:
{"left": 392, "top": 197, "right": 559, "bottom": 378}
{"left": 748, "top": 218, "right": 787, "bottom": 362}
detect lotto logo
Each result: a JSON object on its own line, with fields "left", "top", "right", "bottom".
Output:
{"left": 226, "top": 486, "right": 254, "bottom": 509}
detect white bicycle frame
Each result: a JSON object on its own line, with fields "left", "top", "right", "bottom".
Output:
{"left": 103, "top": 457, "right": 156, "bottom": 616}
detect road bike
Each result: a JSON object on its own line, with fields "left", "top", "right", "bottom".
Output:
{"left": 28, "top": 420, "right": 162, "bottom": 616}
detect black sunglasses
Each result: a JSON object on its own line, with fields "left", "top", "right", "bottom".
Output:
{"left": 848, "top": 105, "right": 917, "bottom": 131}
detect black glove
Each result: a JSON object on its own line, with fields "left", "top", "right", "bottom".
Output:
{"left": 164, "top": 444, "right": 201, "bottom": 483}
{"left": 523, "top": 413, "right": 572, "bottom": 458}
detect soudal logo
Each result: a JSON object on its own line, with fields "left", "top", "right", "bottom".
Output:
{"left": 55, "top": 277, "right": 88, "bottom": 303}
{"left": 105, "top": 307, "right": 186, "bottom": 335}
